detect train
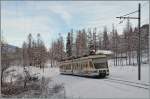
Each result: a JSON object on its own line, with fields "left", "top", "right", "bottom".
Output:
{"left": 59, "top": 54, "right": 109, "bottom": 78}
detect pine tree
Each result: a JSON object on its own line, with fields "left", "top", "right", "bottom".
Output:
{"left": 66, "top": 32, "right": 72, "bottom": 57}
{"left": 27, "top": 33, "right": 33, "bottom": 66}
{"left": 103, "top": 26, "right": 109, "bottom": 50}
{"left": 87, "top": 28, "right": 94, "bottom": 54}
{"left": 93, "top": 28, "right": 97, "bottom": 52}
{"left": 98, "top": 33, "right": 102, "bottom": 50}
{"left": 81, "top": 29, "right": 88, "bottom": 55}
{"left": 36, "top": 33, "right": 47, "bottom": 68}
{"left": 75, "top": 29, "right": 88, "bottom": 57}
{"left": 59, "top": 34, "right": 65, "bottom": 60}
{"left": 22, "top": 41, "right": 28, "bottom": 67}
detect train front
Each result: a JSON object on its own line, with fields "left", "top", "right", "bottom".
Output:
{"left": 91, "top": 55, "right": 109, "bottom": 77}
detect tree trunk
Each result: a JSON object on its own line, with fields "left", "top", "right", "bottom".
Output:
{"left": 1, "top": 70, "right": 3, "bottom": 87}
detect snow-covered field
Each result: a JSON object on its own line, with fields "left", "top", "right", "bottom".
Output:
{"left": 108, "top": 60, "right": 149, "bottom": 84}
{"left": 52, "top": 75, "right": 149, "bottom": 98}
{"left": 4, "top": 59, "right": 150, "bottom": 98}
{"left": 50, "top": 59, "right": 150, "bottom": 98}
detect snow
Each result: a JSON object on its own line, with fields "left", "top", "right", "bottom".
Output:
{"left": 96, "top": 50, "right": 113, "bottom": 55}
{"left": 4, "top": 60, "right": 149, "bottom": 98}
{"left": 50, "top": 59, "right": 149, "bottom": 98}
{"left": 108, "top": 59, "right": 149, "bottom": 84}
{"left": 51, "top": 75, "right": 149, "bottom": 98}
{"left": 4, "top": 65, "right": 59, "bottom": 83}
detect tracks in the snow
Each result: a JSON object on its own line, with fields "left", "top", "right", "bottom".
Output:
{"left": 59, "top": 74, "right": 150, "bottom": 90}
{"left": 104, "top": 77, "right": 150, "bottom": 90}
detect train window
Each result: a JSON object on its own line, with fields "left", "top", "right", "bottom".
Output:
{"left": 87, "top": 63, "right": 90, "bottom": 69}
{"left": 68, "top": 64, "right": 70, "bottom": 70}
{"left": 68, "top": 64, "right": 70, "bottom": 69}
{"left": 75, "top": 63, "right": 77, "bottom": 70}
{"left": 86, "top": 63, "right": 88, "bottom": 68}
{"left": 73, "top": 63, "right": 75, "bottom": 70}
{"left": 89, "top": 61, "right": 93, "bottom": 68}
{"left": 75, "top": 64, "right": 76, "bottom": 70}
{"left": 80, "top": 63, "right": 82, "bottom": 70}
{"left": 79, "top": 64, "right": 82, "bottom": 70}
{"left": 94, "top": 62, "right": 108, "bottom": 69}
{"left": 66, "top": 65, "right": 68, "bottom": 70}
{"left": 81, "top": 64, "right": 83, "bottom": 70}
{"left": 69, "top": 64, "right": 71, "bottom": 69}
{"left": 77, "top": 63, "right": 81, "bottom": 70}
{"left": 71, "top": 64, "right": 72, "bottom": 69}
{"left": 82, "top": 63, "right": 85, "bottom": 70}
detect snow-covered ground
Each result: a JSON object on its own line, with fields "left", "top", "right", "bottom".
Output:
{"left": 108, "top": 59, "right": 149, "bottom": 84}
{"left": 4, "top": 59, "right": 149, "bottom": 98}
{"left": 50, "top": 59, "right": 150, "bottom": 98}
{"left": 51, "top": 75, "right": 149, "bottom": 98}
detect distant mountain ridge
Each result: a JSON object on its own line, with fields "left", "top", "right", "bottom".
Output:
{"left": 1, "top": 44, "right": 20, "bottom": 53}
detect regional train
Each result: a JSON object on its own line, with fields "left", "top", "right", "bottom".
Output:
{"left": 59, "top": 54, "right": 109, "bottom": 77}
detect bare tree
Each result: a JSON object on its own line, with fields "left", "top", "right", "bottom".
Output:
{"left": 1, "top": 40, "right": 10, "bottom": 86}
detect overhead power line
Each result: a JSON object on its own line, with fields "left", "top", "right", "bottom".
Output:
{"left": 121, "top": 10, "right": 138, "bottom": 17}
{"left": 119, "top": 1, "right": 147, "bottom": 18}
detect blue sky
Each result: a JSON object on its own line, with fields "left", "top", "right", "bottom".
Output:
{"left": 1, "top": 1, "right": 149, "bottom": 48}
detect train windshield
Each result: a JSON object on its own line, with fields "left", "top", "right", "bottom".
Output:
{"left": 94, "top": 62, "right": 108, "bottom": 69}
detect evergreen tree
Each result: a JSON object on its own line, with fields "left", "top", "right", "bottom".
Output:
{"left": 66, "top": 32, "right": 72, "bottom": 57}
{"left": 103, "top": 26, "right": 109, "bottom": 50}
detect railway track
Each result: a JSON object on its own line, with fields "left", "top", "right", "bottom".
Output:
{"left": 104, "top": 77, "right": 150, "bottom": 90}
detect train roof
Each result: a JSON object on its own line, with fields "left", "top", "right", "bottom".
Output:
{"left": 60, "top": 54, "right": 107, "bottom": 64}
{"left": 80, "top": 54, "right": 106, "bottom": 60}
{"left": 96, "top": 50, "right": 113, "bottom": 55}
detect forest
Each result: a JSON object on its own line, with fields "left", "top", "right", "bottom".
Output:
{"left": 49, "top": 22, "right": 149, "bottom": 66}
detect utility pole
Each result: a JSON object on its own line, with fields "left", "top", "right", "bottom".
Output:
{"left": 116, "top": 3, "right": 141, "bottom": 80}
{"left": 138, "top": 3, "right": 141, "bottom": 80}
